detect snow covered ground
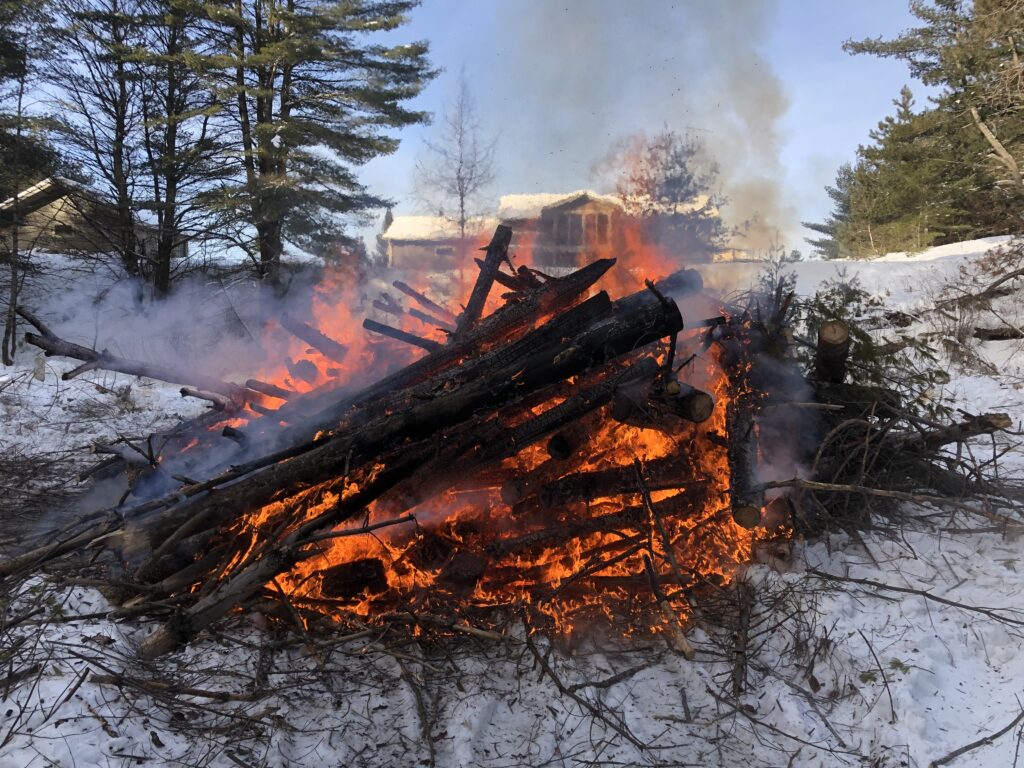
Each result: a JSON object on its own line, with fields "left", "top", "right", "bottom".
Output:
{"left": 1, "top": 238, "right": 1024, "bottom": 767}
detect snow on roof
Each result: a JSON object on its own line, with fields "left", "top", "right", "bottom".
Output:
{"left": 0, "top": 176, "right": 106, "bottom": 215}
{"left": 497, "top": 190, "right": 622, "bottom": 221}
{"left": 382, "top": 215, "right": 500, "bottom": 242}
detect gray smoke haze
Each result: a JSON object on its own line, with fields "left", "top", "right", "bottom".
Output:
{"left": 487, "top": 0, "right": 794, "bottom": 251}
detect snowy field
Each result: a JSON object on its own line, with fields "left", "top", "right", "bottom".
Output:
{"left": 1, "top": 239, "right": 1023, "bottom": 767}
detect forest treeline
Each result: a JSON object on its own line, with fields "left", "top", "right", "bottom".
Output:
{"left": 0, "top": 0, "right": 434, "bottom": 292}
{"left": 807, "top": 0, "right": 1023, "bottom": 259}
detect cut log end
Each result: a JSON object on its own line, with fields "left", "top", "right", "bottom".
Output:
{"left": 731, "top": 504, "right": 762, "bottom": 529}
{"left": 814, "top": 320, "right": 851, "bottom": 384}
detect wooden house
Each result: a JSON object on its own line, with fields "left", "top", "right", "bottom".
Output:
{"left": 0, "top": 177, "right": 186, "bottom": 260}
{"left": 379, "top": 215, "right": 498, "bottom": 271}
{"left": 498, "top": 191, "right": 626, "bottom": 274}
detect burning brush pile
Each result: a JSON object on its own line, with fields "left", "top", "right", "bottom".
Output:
{"left": 4, "top": 225, "right": 1014, "bottom": 659}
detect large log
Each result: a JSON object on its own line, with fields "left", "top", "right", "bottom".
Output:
{"left": 279, "top": 313, "right": 349, "bottom": 364}
{"left": 19, "top": 307, "right": 256, "bottom": 402}
{"left": 727, "top": 393, "right": 763, "bottom": 529}
{"left": 457, "top": 225, "right": 512, "bottom": 333}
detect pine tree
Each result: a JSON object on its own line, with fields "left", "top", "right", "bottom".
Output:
{"left": 204, "top": 0, "right": 434, "bottom": 283}
{"left": 846, "top": 0, "right": 1024, "bottom": 200}
{"left": 50, "top": 0, "right": 146, "bottom": 276}
{"left": 803, "top": 163, "right": 854, "bottom": 259}
{"left": 0, "top": 0, "right": 63, "bottom": 364}
{"left": 133, "top": 0, "right": 228, "bottom": 295}
{"left": 608, "top": 129, "right": 727, "bottom": 261}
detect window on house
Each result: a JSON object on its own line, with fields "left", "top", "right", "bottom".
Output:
{"left": 568, "top": 213, "right": 583, "bottom": 246}
{"left": 597, "top": 213, "right": 609, "bottom": 244}
{"left": 53, "top": 223, "right": 76, "bottom": 237}
{"left": 556, "top": 214, "right": 569, "bottom": 245}
{"left": 435, "top": 246, "right": 455, "bottom": 257}
{"left": 584, "top": 214, "right": 597, "bottom": 244}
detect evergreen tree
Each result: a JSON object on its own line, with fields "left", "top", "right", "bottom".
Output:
{"left": 0, "top": 0, "right": 64, "bottom": 364}
{"left": 134, "top": 0, "right": 228, "bottom": 294}
{"left": 204, "top": 0, "right": 434, "bottom": 283}
{"left": 0, "top": 0, "right": 62, "bottom": 202}
{"left": 50, "top": 0, "right": 147, "bottom": 276}
{"left": 846, "top": 0, "right": 1024, "bottom": 200}
{"left": 608, "top": 129, "right": 727, "bottom": 261}
{"left": 803, "top": 163, "right": 853, "bottom": 259}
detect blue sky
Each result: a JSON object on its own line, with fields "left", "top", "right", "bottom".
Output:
{"left": 358, "top": 1, "right": 929, "bottom": 252}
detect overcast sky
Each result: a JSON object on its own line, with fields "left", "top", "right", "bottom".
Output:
{"left": 358, "top": 0, "right": 929, "bottom": 253}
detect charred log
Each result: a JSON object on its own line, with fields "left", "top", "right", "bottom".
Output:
{"left": 280, "top": 313, "right": 349, "bottom": 364}
{"left": 362, "top": 319, "right": 442, "bottom": 352}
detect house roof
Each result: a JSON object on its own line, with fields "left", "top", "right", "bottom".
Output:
{"left": 382, "top": 215, "right": 500, "bottom": 242}
{"left": 497, "top": 190, "right": 623, "bottom": 221}
{"left": 0, "top": 176, "right": 105, "bottom": 217}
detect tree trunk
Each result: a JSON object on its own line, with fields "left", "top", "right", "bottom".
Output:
{"left": 969, "top": 105, "right": 1024, "bottom": 192}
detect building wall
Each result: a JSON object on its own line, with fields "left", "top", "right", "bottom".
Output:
{"left": 1, "top": 197, "right": 121, "bottom": 255}
{"left": 526, "top": 198, "right": 625, "bottom": 272}
{"left": 388, "top": 239, "right": 461, "bottom": 271}
{"left": 1, "top": 194, "right": 186, "bottom": 260}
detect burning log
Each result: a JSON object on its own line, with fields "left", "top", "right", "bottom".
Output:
{"left": 611, "top": 380, "right": 715, "bottom": 430}
{"left": 509, "top": 457, "right": 699, "bottom": 517}
{"left": 457, "top": 225, "right": 513, "bottom": 333}
{"left": 392, "top": 280, "right": 458, "bottom": 325}
{"left": 814, "top": 320, "right": 850, "bottom": 384}
{"left": 727, "top": 393, "right": 763, "bottom": 529}
{"left": 245, "top": 379, "right": 294, "bottom": 401}
{"left": 279, "top": 313, "right": 349, "bottom": 364}
{"left": 362, "top": 318, "right": 442, "bottom": 352}
{"left": 408, "top": 307, "right": 454, "bottom": 332}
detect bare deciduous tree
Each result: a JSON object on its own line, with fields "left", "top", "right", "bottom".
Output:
{"left": 414, "top": 71, "right": 496, "bottom": 248}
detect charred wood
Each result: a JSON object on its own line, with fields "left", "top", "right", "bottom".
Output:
{"left": 458, "top": 225, "right": 513, "bottom": 333}
{"left": 362, "top": 319, "right": 442, "bottom": 352}
{"left": 280, "top": 313, "right": 349, "bottom": 364}
{"left": 244, "top": 379, "right": 294, "bottom": 401}
{"left": 392, "top": 280, "right": 458, "bottom": 324}
{"left": 727, "top": 393, "right": 763, "bottom": 529}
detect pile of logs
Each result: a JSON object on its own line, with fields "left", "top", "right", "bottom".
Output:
{"left": 3, "top": 225, "right": 1014, "bottom": 659}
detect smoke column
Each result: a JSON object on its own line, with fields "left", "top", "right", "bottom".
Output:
{"left": 485, "top": 0, "right": 794, "bottom": 251}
